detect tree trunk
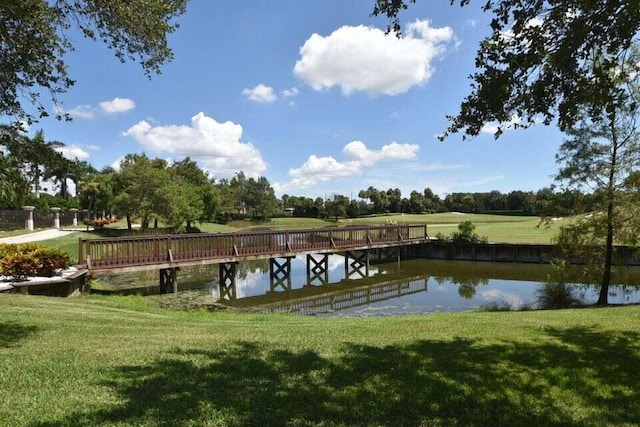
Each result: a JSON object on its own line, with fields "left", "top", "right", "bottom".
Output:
{"left": 126, "top": 215, "right": 132, "bottom": 231}
{"left": 599, "top": 119, "right": 618, "bottom": 306}
{"left": 598, "top": 200, "right": 614, "bottom": 305}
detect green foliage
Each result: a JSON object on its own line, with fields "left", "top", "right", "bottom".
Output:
{"left": 0, "top": 0, "right": 187, "bottom": 123}
{"left": 373, "top": 1, "right": 640, "bottom": 139}
{"left": 85, "top": 218, "right": 118, "bottom": 229}
{"left": 0, "top": 242, "right": 71, "bottom": 280}
{"left": 552, "top": 58, "right": 640, "bottom": 304}
{"left": 538, "top": 262, "right": 580, "bottom": 309}
{"left": 478, "top": 300, "right": 513, "bottom": 312}
{"left": 450, "top": 220, "right": 488, "bottom": 244}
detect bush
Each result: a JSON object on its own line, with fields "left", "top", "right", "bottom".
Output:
{"left": 0, "top": 243, "right": 71, "bottom": 281}
{"left": 537, "top": 261, "right": 580, "bottom": 309}
{"left": 450, "top": 220, "right": 488, "bottom": 244}
{"left": 537, "top": 282, "right": 580, "bottom": 309}
{"left": 434, "top": 232, "right": 450, "bottom": 242}
{"left": 479, "top": 300, "right": 513, "bottom": 311}
{"left": 84, "top": 218, "right": 118, "bottom": 229}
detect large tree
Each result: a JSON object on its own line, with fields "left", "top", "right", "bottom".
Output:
{"left": 554, "top": 77, "right": 640, "bottom": 305}
{"left": 0, "top": 0, "right": 187, "bottom": 123}
{"left": 372, "top": 0, "right": 640, "bottom": 138}
{"left": 0, "top": 126, "right": 29, "bottom": 207}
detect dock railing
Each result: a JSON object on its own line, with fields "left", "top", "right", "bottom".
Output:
{"left": 78, "top": 224, "right": 429, "bottom": 270}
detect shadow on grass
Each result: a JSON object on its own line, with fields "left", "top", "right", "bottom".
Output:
{"left": 35, "top": 327, "right": 640, "bottom": 426}
{"left": 0, "top": 321, "right": 39, "bottom": 348}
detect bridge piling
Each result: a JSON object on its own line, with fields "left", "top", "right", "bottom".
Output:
{"left": 345, "top": 250, "right": 370, "bottom": 279}
{"left": 159, "top": 268, "right": 178, "bottom": 294}
{"left": 219, "top": 262, "right": 238, "bottom": 299}
{"left": 270, "top": 257, "right": 293, "bottom": 292}
{"left": 306, "top": 254, "right": 329, "bottom": 286}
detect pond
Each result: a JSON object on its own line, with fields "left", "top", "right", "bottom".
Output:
{"left": 94, "top": 255, "right": 640, "bottom": 316}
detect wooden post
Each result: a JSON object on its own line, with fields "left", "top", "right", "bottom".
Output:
{"left": 306, "top": 254, "right": 329, "bottom": 286}
{"left": 345, "top": 250, "right": 369, "bottom": 279}
{"left": 270, "top": 257, "right": 293, "bottom": 291}
{"left": 219, "top": 262, "right": 237, "bottom": 299}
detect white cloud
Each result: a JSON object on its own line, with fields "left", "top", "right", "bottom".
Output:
{"left": 294, "top": 19, "right": 454, "bottom": 96}
{"left": 282, "top": 87, "right": 299, "bottom": 98}
{"left": 275, "top": 140, "right": 419, "bottom": 192}
{"left": 122, "top": 112, "right": 267, "bottom": 177}
{"left": 242, "top": 84, "right": 277, "bottom": 103}
{"left": 480, "top": 115, "right": 522, "bottom": 135}
{"left": 110, "top": 156, "right": 124, "bottom": 172}
{"left": 17, "top": 121, "right": 29, "bottom": 133}
{"left": 68, "top": 105, "right": 95, "bottom": 119}
{"left": 55, "top": 145, "right": 90, "bottom": 160}
{"left": 99, "top": 97, "right": 136, "bottom": 114}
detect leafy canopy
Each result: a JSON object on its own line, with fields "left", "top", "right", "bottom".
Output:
{"left": 372, "top": 0, "right": 640, "bottom": 139}
{"left": 0, "top": 0, "right": 187, "bottom": 123}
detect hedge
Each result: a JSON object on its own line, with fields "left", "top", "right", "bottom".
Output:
{"left": 0, "top": 243, "right": 71, "bottom": 281}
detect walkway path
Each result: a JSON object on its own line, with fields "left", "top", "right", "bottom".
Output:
{"left": 0, "top": 229, "right": 76, "bottom": 244}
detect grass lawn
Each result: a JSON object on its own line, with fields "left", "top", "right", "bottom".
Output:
{"left": 39, "top": 230, "right": 103, "bottom": 262}
{"left": 1, "top": 294, "right": 639, "bottom": 426}
{"left": 342, "top": 213, "right": 564, "bottom": 244}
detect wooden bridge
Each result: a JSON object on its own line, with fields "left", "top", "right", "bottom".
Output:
{"left": 78, "top": 224, "right": 430, "bottom": 293}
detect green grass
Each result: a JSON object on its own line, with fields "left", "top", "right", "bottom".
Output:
{"left": 1, "top": 294, "right": 639, "bottom": 426}
{"left": 39, "top": 231, "right": 103, "bottom": 262}
{"left": 343, "top": 213, "right": 563, "bottom": 244}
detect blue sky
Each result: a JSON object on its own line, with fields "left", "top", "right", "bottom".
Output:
{"left": 26, "top": 0, "right": 564, "bottom": 198}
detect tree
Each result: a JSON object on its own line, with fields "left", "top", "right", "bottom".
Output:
{"left": 68, "top": 160, "right": 97, "bottom": 197}
{"left": 42, "top": 148, "right": 73, "bottom": 200}
{"left": 372, "top": 1, "right": 640, "bottom": 139}
{"left": 386, "top": 188, "right": 402, "bottom": 213}
{"left": 171, "top": 158, "right": 217, "bottom": 227}
{"left": 244, "top": 176, "right": 277, "bottom": 220}
{"left": 113, "top": 154, "right": 171, "bottom": 230}
{"left": 554, "top": 85, "right": 640, "bottom": 305}
{"left": 78, "top": 170, "right": 115, "bottom": 218}
{"left": 0, "top": 125, "right": 30, "bottom": 207}
{"left": 1, "top": 0, "right": 187, "bottom": 124}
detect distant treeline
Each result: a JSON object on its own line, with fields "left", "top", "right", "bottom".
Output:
{"left": 283, "top": 187, "right": 597, "bottom": 219}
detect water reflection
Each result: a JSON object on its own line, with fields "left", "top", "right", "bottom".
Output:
{"left": 95, "top": 257, "right": 640, "bottom": 316}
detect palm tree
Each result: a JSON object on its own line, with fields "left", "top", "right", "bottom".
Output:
{"left": 42, "top": 144, "right": 73, "bottom": 200}
{"left": 69, "top": 159, "right": 97, "bottom": 197}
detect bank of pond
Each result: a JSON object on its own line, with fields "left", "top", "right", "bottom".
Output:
{"left": 90, "top": 257, "right": 640, "bottom": 316}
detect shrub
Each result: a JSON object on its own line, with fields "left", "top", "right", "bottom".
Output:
{"left": 0, "top": 243, "right": 71, "bottom": 281}
{"left": 537, "top": 261, "right": 580, "bottom": 309}
{"left": 479, "top": 300, "right": 513, "bottom": 311}
{"left": 434, "top": 232, "right": 450, "bottom": 242}
{"left": 537, "top": 282, "right": 580, "bottom": 309}
{"left": 84, "top": 218, "right": 118, "bottom": 229}
{"left": 450, "top": 220, "right": 488, "bottom": 244}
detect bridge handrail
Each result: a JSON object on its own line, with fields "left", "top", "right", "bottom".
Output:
{"left": 78, "top": 224, "right": 429, "bottom": 270}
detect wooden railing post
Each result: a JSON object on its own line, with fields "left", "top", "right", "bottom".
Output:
{"left": 78, "top": 238, "right": 83, "bottom": 265}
